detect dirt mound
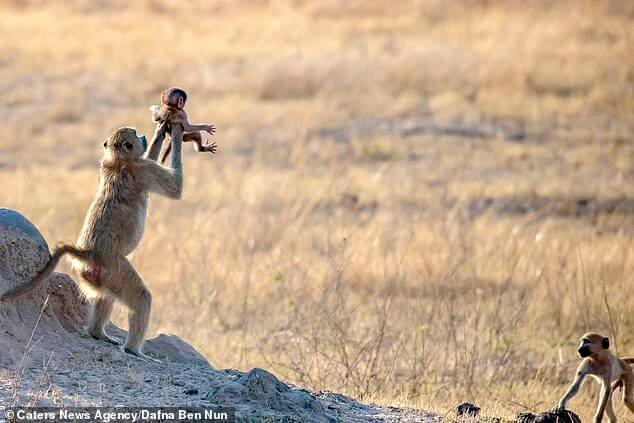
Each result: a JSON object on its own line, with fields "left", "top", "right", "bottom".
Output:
{"left": 0, "top": 208, "right": 429, "bottom": 422}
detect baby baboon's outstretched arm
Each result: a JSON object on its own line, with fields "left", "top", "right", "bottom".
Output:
{"left": 182, "top": 122, "right": 215, "bottom": 134}
{"left": 176, "top": 109, "right": 215, "bottom": 135}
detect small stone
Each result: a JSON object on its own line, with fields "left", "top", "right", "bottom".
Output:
{"left": 517, "top": 409, "right": 581, "bottom": 423}
{"left": 457, "top": 402, "right": 480, "bottom": 417}
{"left": 184, "top": 388, "right": 199, "bottom": 395}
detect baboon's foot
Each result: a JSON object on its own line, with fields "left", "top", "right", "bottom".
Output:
{"left": 89, "top": 331, "right": 120, "bottom": 346}
{"left": 201, "top": 142, "right": 217, "bottom": 154}
{"left": 123, "top": 346, "right": 161, "bottom": 363}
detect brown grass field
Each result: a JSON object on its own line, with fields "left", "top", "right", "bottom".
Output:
{"left": 0, "top": 0, "right": 633, "bottom": 419}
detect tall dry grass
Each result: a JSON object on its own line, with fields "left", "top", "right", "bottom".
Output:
{"left": 0, "top": 0, "right": 633, "bottom": 420}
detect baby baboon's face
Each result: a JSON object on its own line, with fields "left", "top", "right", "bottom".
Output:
{"left": 104, "top": 127, "right": 146, "bottom": 160}
{"left": 167, "top": 92, "right": 185, "bottom": 109}
{"left": 578, "top": 333, "right": 609, "bottom": 358}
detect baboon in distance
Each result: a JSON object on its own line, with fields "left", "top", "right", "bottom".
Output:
{"left": 556, "top": 332, "right": 634, "bottom": 423}
{"left": 1, "top": 123, "right": 183, "bottom": 362}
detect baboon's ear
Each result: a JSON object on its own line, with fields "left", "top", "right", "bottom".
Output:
{"left": 602, "top": 337, "right": 610, "bottom": 349}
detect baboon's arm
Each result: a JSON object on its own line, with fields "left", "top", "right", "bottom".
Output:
{"left": 140, "top": 125, "right": 183, "bottom": 199}
{"left": 557, "top": 368, "right": 587, "bottom": 409}
{"left": 144, "top": 121, "right": 169, "bottom": 161}
{"left": 177, "top": 110, "right": 214, "bottom": 134}
{"left": 182, "top": 122, "right": 210, "bottom": 132}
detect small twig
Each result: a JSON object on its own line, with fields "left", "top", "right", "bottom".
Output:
{"left": 602, "top": 281, "right": 619, "bottom": 356}
{"left": 11, "top": 295, "right": 50, "bottom": 406}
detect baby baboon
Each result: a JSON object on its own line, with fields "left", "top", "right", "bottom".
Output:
{"left": 1, "top": 125, "right": 185, "bottom": 362}
{"left": 149, "top": 87, "right": 217, "bottom": 164}
{"left": 555, "top": 333, "right": 634, "bottom": 423}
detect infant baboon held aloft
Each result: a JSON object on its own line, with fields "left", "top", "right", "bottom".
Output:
{"left": 149, "top": 87, "right": 217, "bottom": 164}
{"left": 1, "top": 125, "right": 185, "bottom": 362}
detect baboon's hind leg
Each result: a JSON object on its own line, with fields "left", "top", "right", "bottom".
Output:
{"left": 160, "top": 132, "right": 209, "bottom": 163}
{"left": 88, "top": 295, "right": 119, "bottom": 345}
{"left": 109, "top": 258, "right": 157, "bottom": 362}
{"left": 605, "top": 390, "right": 617, "bottom": 423}
{"left": 186, "top": 132, "right": 217, "bottom": 154}
{"left": 183, "top": 131, "right": 202, "bottom": 144}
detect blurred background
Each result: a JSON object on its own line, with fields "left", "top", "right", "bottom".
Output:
{"left": 0, "top": 0, "right": 632, "bottom": 419}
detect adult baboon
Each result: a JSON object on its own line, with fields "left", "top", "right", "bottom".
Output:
{"left": 1, "top": 123, "right": 182, "bottom": 362}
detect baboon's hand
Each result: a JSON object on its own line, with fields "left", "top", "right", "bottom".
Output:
{"left": 204, "top": 124, "right": 216, "bottom": 135}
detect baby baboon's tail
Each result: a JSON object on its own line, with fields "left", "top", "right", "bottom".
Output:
{"left": 0, "top": 244, "right": 91, "bottom": 300}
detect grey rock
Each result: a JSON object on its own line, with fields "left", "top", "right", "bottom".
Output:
{"left": 0, "top": 208, "right": 49, "bottom": 252}
{"left": 0, "top": 209, "right": 50, "bottom": 294}
{"left": 145, "top": 333, "right": 210, "bottom": 366}
{"left": 104, "top": 325, "right": 211, "bottom": 366}
{"left": 208, "top": 368, "right": 330, "bottom": 422}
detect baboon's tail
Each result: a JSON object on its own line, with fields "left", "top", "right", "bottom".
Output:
{"left": 0, "top": 244, "right": 91, "bottom": 301}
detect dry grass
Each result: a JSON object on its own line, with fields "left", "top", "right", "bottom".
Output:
{"left": 0, "top": 0, "right": 633, "bottom": 420}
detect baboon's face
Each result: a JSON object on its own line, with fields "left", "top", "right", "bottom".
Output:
{"left": 104, "top": 127, "right": 146, "bottom": 160}
{"left": 578, "top": 333, "right": 609, "bottom": 358}
{"left": 168, "top": 92, "right": 185, "bottom": 109}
